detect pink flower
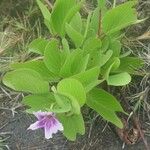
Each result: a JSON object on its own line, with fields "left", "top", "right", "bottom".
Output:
{"left": 28, "top": 111, "right": 63, "bottom": 139}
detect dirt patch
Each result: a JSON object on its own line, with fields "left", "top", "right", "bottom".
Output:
{"left": 0, "top": 105, "right": 150, "bottom": 150}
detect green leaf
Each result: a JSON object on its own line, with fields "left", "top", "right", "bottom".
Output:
{"left": 51, "top": 0, "right": 75, "bottom": 36}
{"left": 59, "top": 53, "right": 74, "bottom": 77}
{"left": 70, "top": 12, "right": 82, "bottom": 33}
{"left": 101, "top": 36, "right": 110, "bottom": 52}
{"left": 102, "top": 1, "right": 138, "bottom": 35}
{"left": 109, "top": 40, "right": 121, "bottom": 57}
{"left": 63, "top": 1, "right": 83, "bottom": 33}
{"left": 83, "top": 37, "right": 102, "bottom": 55}
{"left": 57, "top": 78, "right": 86, "bottom": 106}
{"left": 36, "top": 0, "right": 55, "bottom": 34}
{"left": 56, "top": 79, "right": 81, "bottom": 115}
{"left": 36, "top": 0, "right": 51, "bottom": 21}
{"left": 87, "top": 7, "right": 99, "bottom": 37}
{"left": 61, "top": 38, "right": 71, "bottom": 66}
{"left": 83, "top": 12, "right": 92, "bottom": 39}
{"left": 60, "top": 51, "right": 79, "bottom": 77}
{"left": 87, "top": 88, "right": 124, "bottom": 128}
{"left": 44, "top": 39, "right": 62, "bottom": 74}
{"left": 108, "top": 57, "right": 120, "bottom": 71}
{"left": 51, "top": 0, "right": 82, "bottom": 37}
{"left": 99, "top": 50, "right": 113, "bottom": 67}
{"left": 28, "top": 38, "right": 49, "bottom": 55}
{"left": 60, "top": 49, "right": 89, "bottom": 77}
{"left": 72, "top": 67, "right": 100, "bottom": 92}
{"left": 107, "top": 72, "right": 131, "bottom": 86}
{"left": 88, "top": 50, "right": 113, "bottom": 68}
{"left": 72, "top": 54, "right": 89, "bottom": 74}
{"left": 44, "top": 19, "right": 56, "bottom": 34}
{"left": 57, "top": 113, "right": 85, "bottom": 141}
{"left": 11, "top": 60, "right": 59, "bottom": 82}
{"left": 62, "top": 38, "right": 70, "bottom": 55}
{"left": 51, "top": 93, "right": 72, "bottom": 113}
{"left": 102, "top": 57, "right": 120, "bottom": 79}
{"left": 116, "top": 57, "right": 144, "bottom": 74}
{"left": 66, "top": 94, "right": 81, "bottom": 114}
{"left": 3, "top": 69, "right": 49, "bottom": 94}
{"left": 22, "top": 93, "right": 55, "bottom": 113}
{"left": 65, "top": 23, "right": 84, "bottom": 48}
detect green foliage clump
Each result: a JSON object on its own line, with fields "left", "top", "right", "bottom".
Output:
{"left": 3, "top": 0, "right": 143, "bottom": 141}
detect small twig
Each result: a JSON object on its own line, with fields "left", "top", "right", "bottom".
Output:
{"left": 0, "top": 107, "right": 17, "bottom": 117}
{"left": 0, "top": 132, "right": 12, "bottom": 135}
{"left": 4, "top": 145, "right": 10, "bottom": 150}
{"left": 102, "top": 122, "right": 108, "bottom": 133}
{"left": 0, "top": 122, "right": 8, "bottom": 130}
{"left": 127, "top": 111, "right": 134, "bottom": 123}
{"left": 33, "top": 56, "right": 43, "bottom": 61}
{"left": 122, "top": 142, "right": 125, "bottom": 149}
{"left": 0, "top": 87, "right": 12, "bottom": 100}
{"left": 88, "top": 114, "right": 99, "bottom": 138}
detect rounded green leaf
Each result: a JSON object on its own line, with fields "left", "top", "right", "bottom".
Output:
{"left": 83, "top": 37, "right": 102, "bottom": 55}
{"left": 3, "top": 69, "right": 49, "bottom": 94}
{"left": 57, "top": 78, "right": 86, "bottom": 106}
{"left": 11, "top": 60, "right": 59, "bottom": 82}
{"left": 51, "top": 0, "right": 82, "bottom": 36}
{"left": 107, "top": 72, "right": 131, "bottom": 86}
{"left": 28, "top": 38, "right": 49, "bottom": 55}
{"left": 102, "top": 1, "right": 138, "bottom": 35}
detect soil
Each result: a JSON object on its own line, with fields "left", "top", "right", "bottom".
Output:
{"left": 0, "top": 83, "right": 150, "bottom": 150}
{"left": 0, "top": 104, "right": 150, "bottom": 150}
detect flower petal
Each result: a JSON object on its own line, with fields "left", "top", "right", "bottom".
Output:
{"left": 55, "top": 120, "right": 64, "bottom": 131}
{"left": 44, "top": 121, "right": 53, "bottom": 139}
{"left": 44, "top": 118, "right": 63, "bottom": 139}
{"left": 28, "top": 119, "right": 46, "bottom": 130}
{"left": 33, "top": 111, "right": 53, "bottom": 120}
